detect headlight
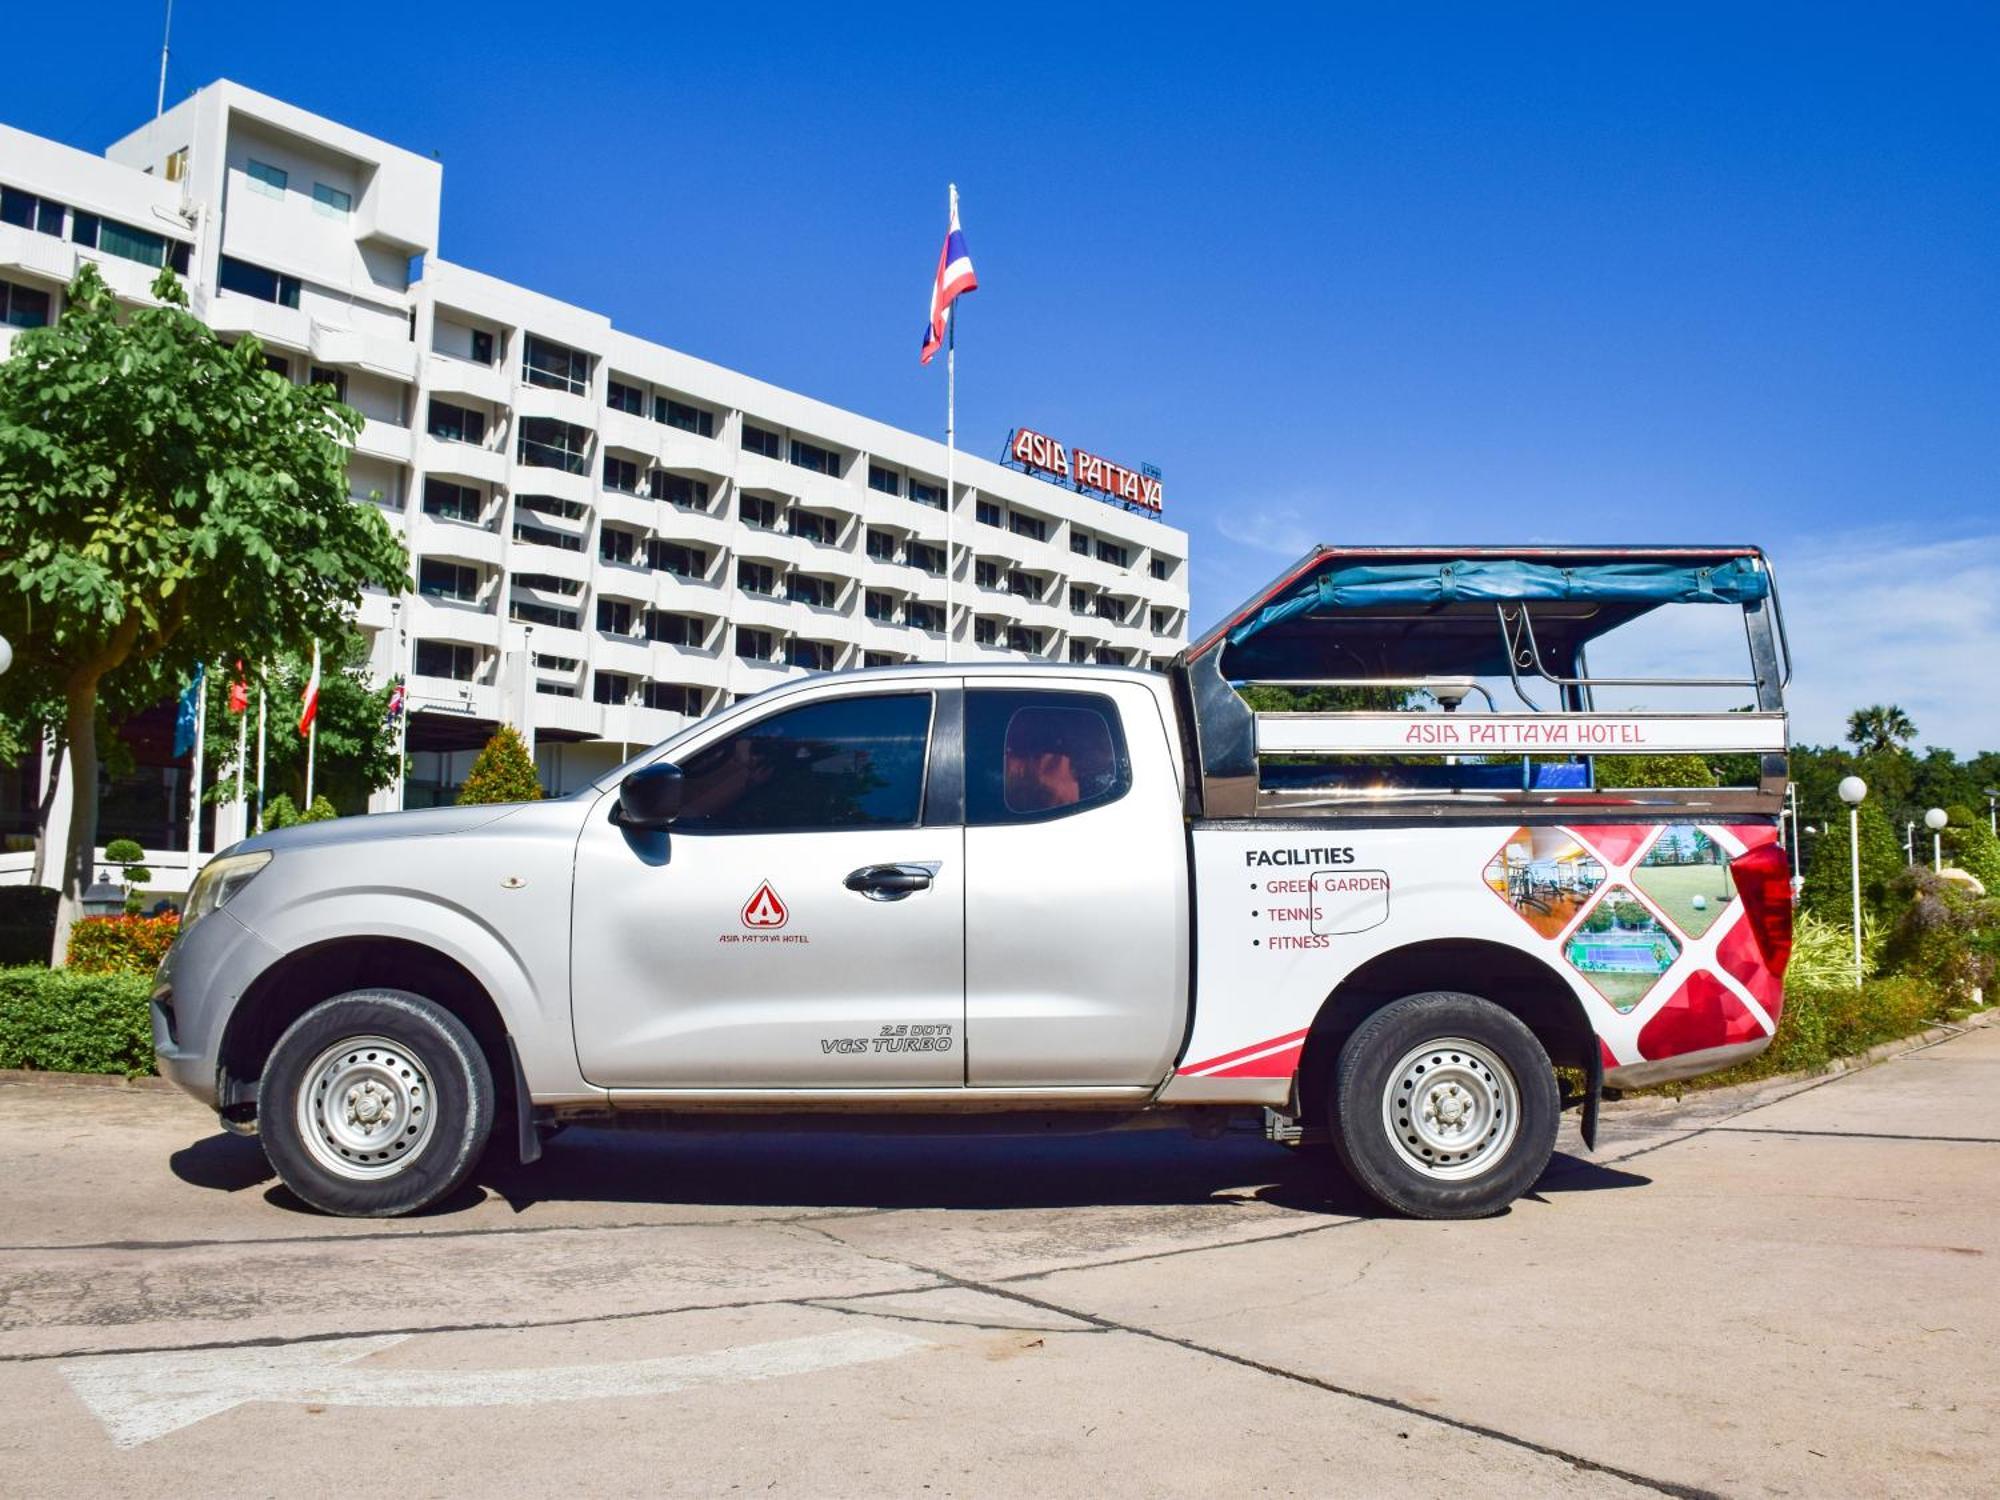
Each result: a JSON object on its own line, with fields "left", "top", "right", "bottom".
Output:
{"left": 182, "top": 850, "right": 273, "bottom": 932}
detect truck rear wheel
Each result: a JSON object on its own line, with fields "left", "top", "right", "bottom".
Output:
{"left": 258, "top": 989, "right": 494, "bottom": 1218}
{"left": 1328, "top": 991, "right": 1558, "bottom": 1219}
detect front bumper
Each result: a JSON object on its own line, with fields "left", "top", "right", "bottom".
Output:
{"left": 150, "top": 906, "right": 284, "bottom": 1109}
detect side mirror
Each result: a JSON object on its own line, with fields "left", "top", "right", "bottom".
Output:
{"left": 616, "top": 762, "right": 684, "bottom": 828}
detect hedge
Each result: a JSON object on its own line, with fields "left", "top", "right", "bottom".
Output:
{"left": 0, "top": 966, "right": 156, "bottom": 1078}
{"left": 66, "top": 914, "right": 180, "bottom": 975}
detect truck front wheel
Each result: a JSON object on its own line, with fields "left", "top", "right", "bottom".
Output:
{"left": 1328, "top": 991, "right": 1559, "bottom": 1219}
{"left": 258, "top": 989, "right": 495, "bottom": 1218}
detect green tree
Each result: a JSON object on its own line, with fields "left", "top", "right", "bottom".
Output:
{"left": 0, "top": 262, "right": 408, "bottom": 960}
{"left": 1800, "top": 797, "right": 1907, "bottom": 925}
{"left": 1597, "top": 754, "right": 1718, "bottom": 789}
{"left": 456, "top": 726, "right": 544, "bottom": 806}
{"left": 1846, "top": 705, "right": 1917, "bottom": 756}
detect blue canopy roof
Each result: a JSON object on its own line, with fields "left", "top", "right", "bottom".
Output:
{"left": 1226, "top": 556, "right": 1769, "bottom": 647}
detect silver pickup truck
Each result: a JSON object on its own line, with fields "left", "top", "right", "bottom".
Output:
{"left": 154, "top": 545, "right": 1796, "bottom": 1219}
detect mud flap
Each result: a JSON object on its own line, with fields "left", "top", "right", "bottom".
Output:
{"left": 1580, "top": 1043, "right": 1603, "bottom": 1153}
{"left": 508, "top": 1038, "right": 541, "bottom": 1165}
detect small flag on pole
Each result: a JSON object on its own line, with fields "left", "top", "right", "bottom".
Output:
{"left": 384, "top": 675, "right": 406, "bottom": 727}
{"left": 920, "top": 185, "right": 978, "bottom": 365}
{"left": 173, "top": 663, "right": 206, "bottom": 757}
{"left": 298, "top": 642, "right": 322, "bottom": 737}
{"left": 228, "top": 660, "right": 250, "bottom": 715}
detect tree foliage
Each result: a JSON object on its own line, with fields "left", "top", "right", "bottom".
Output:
{"left": 457, "top": 726, "right": 544, "bottom": 806}
{"left": 0, "top": 262, "right": 409, "bottom": 957}
{"left": 1845, "top": 704, "right": 1917, "bottom": 756}
{"left": 1800, "top": 796, "right": 1906, "bottom": 926}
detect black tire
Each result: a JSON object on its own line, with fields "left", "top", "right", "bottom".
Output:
{"left": 1328, "top": 991, "right": 1559, "bottom": 1220}
{"left": 258, "top": 989, "right": 495, "bottom": 1217}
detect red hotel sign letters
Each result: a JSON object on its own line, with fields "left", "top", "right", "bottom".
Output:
{"left": 1008, "top": 427, "right": 1164, "bottom": 513}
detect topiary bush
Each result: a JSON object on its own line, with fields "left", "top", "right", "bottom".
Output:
{"left": 457, "top": 725, "right": 544, "bottom": 805}
{"left": 0, "top": 966, "right": 156, "bottom": 1076}
{"left": 1878, "top": 867, "right": 2000, "bottom": 1004}
{"left": 66, "top": 913, "right": 181, "bottom": 975}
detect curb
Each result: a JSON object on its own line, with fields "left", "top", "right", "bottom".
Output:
{"left": 0, "top": 1067, "right": 173, "bottom": 1092}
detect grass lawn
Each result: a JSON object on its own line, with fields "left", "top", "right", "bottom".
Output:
{"left": 1634, "top": 863, "right": 1734, "bottom": 937}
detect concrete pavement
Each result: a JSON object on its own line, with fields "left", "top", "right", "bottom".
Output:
{"left": 0, "top": 1022, "right": 1994, "bottom": 1497}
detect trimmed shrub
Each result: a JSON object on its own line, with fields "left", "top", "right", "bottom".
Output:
{"left": 458, "top": 725, "right": 544, "bottom": 806}
{"left": 0, "top": 886, "right": 58, "bottom": 967}
{"left": 1800, "top": 797, "right": 1906, "bottom": 926}
{"left": 300, "top": 794, "right": 339, "bottom": 823}
{"left": 66, "top": 913, "right": 180, "bottom": 975}
{"left": 0, "top": 966, "right": 156, "bottom": 1077}
{"left": 1878, "top": 867, "right": 2000, "bottom": 1004}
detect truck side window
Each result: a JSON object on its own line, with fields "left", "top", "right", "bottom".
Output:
{"left": 673, "top": 693, "right": 933, "bottom": 833}
{"left": 966, "top": 690, "right": 1130, "bottom": 825}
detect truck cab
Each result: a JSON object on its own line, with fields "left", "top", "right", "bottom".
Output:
{"left": 154, "top": 544, "right": 1794, "bottom": 1221}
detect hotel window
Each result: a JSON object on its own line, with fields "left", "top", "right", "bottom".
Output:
{"left": 865, "top": 590, "right": 896, "bottom": 623}
{"left": 866, "top": 528, "right": 897, "bottom": 562}
{"left": 974, "top": 618, "right": 998, "bottom": 647}
{"left": 1, "top": 280, "right": 51, "bottom": 329}
{"left": 418, "top": 559, "right": 479, "bottom": 602}
{"left": 1071, "top": 530, "right": 1091, "bottom": 556}
{"left": 975, "top": 500, "right": 1002, "bottom": 527}
{"left": 510, "top": 600, "right": 578, "bottom": 629}
{"left": 908, "top": 478, "right": 944, "bottom": 509}
{"left": 1095, "top": 596, "right": 1126, "bottom": 622}
{"left": 471, "top": 330, "right": 495, "bottom": 365}
{"left": 164, "top": 148, "right": 189, "bottom": 182}
{"left": 742, "top": 424, "right": 782, "bottom": 458}
{"left": 312, "top": 182, "right": 351, "bottom": 219}
{"left": 868, "top": 465, "right": 900, "bottom": 496}
{"left": 975, "top": 561, "right": 1000, "bottom": 590}
{"left": 74, "top": 213, "right": 191, "bottom": 274}
{"left": 792, "top": 510, "right": 835, "bottom": 545}
{"left": 596, "top": 599, "right": 635, "bottom": 636}
{"left": 788, "top": 639, "right": 837, "bottom": 671}
{"left": 652, "top": 472, "right": 709, "bottom": 510}
{"left": 864, "top": 652, "right": 899, "bottom": 668}
{"left": 650, "top": 540, "right": 707, "bottom": 578}
{"left": 1007, "top": 570, "right": 1039, "bottom": 599}
{"left": 909, "top": 602, "right": 945, "bottom": 633}
{"left": 536, "top": 653, "right": 580, "bottom": 672}
{"left": 522, "top": 334, "right": 592, "bottom": 395}
{"left": 515, "top": 573, "right": 581, "bottom": 596}
{"left": 1095, "top": 540, "right": 1129, "bottom": 568}
{"left": 1151, "top": 608, "right": 1171, "bottom": 634}
{"left": 516, "top": 492, "right": 585, "bottom": 520}
{"left": 517, "top": 417, "right": 590, "bottom": 473}
{"left": 607, "top": 379, "right": 645, "bottom": 415}
{"left": 789, "top": 438, "right": 840, "bottom": 475}
{"left": 246, "top": 160, "right": 287, "bottom": 198}
{"left": 603, "top": 454, "right": 639, "bottom": 493}
{"left": 735, "top": 626, "right": 777, "bottom": 662}
{"left": 656, "top": 397, "right": 715, "bottom": 436}
{"left": 217, "top": 255, "right": 300, "bottom": 308}
{"left": 1008, "top": 512, "right": 1047, "bottom": 542}
{"left": 908, "top": 542, "right": 945, "bottom": 576}
{"left": 513, "top": 518, "right": 582, "bottom": 551}
{"left": 1, "top": 187, "right": 67, "bottom": 237}
{"left": 737, "top": 560, "right": 777, "bottom": 596}
{"left": 414, "top": 640, "right": 476, "bottom": 680}
{"left": 600, "top": 526, "right": 639, "bottom": 565}
{"left": 1069, "top": 641, "right": 1094, "bottom": 664}
{"left": 264, "top": 353, "right": 291, "bottom": 380}
{"left": 739, "top": 493, "right": 780, "bottom": 529}
{"left": 791, "top": 574, "right": 832, "bottom": 608}
{"left": 1069, "top": 587, "right": 1090, "bottom": 614}
{"left": 423, "top": 478, "right": 483, "bottom": 521}
{"left": 1007, "top": 627, "right": 1044, "bottom": 654}
{"left": 428, "top": 399, "right": 486, "bottom": 445}
{"left": 644, "top": 610, "right": 698, "bottom": 646}
{"left": 309, "top": 365, "right": 347, "bottom": 403}
{"left": 593, "top": 672, "right": 634, "bottom": 706}
{"left": 644, "top": 681, "right": 705, "bottom": 715}
{"left": 1150, "top": 556, "right": 1172, "bottom": 581}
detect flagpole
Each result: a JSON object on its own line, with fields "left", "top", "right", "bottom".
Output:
{"left": 234, "top": 682, "right": 248, "bottom": 836}
{"left": 255, "top": 681, "right": 267, "bottom": 832}
{"left": 303, "top": 640, "right": 320, "bottom": 808}
{"left": 944, "top": 184, "right": 958, "bottom": 664}
{"left": 187, "top": 663, "right": 207, "bottom": 863}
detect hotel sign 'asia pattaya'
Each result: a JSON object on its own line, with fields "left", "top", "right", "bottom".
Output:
{"left": 1006, "top": 426, "right": 1166, "bottom": 513}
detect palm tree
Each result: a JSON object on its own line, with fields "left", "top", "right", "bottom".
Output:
{"left": 1846, "top": 704, "right": 1918, "bottom": 756}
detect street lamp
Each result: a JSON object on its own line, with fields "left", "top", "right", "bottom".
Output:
{"left": 1985, "top": 788, "right": 1999, "bottom": 838}
{"left": 0, "top": 633, "right": 12, "bottom": 676}
{"left": 1838, "top": 776, "right": 1867, "bottom": 985}
{"left": 1924, "top": 807, "right": 1948, "bottom": 872}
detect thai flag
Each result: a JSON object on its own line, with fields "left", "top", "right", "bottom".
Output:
{"left": 920, "top": 184, "right": 978, "bottom": 365}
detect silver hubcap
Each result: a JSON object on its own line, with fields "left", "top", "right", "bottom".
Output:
{"left": 1382, "top": 1036, "right": 1521, "bottom": 1180}
{"left": 297, "top": 1035, "right": 437, "bottom": 1181}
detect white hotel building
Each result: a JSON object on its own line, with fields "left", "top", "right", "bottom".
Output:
{"left": 0, "top": 80, "right": 1189, "bottom": 820}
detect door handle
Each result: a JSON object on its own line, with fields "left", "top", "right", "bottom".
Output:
{"left": 844, "top": 863, "right": 937, "bottom": 901}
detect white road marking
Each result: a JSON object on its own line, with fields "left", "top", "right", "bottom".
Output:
{"left": 61, "top": 1328, "right": 932, "bottom": 1448}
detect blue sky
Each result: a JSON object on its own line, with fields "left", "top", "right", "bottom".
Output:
{"left": 10, "top": 3, "right": 1996, "bottom": 750}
